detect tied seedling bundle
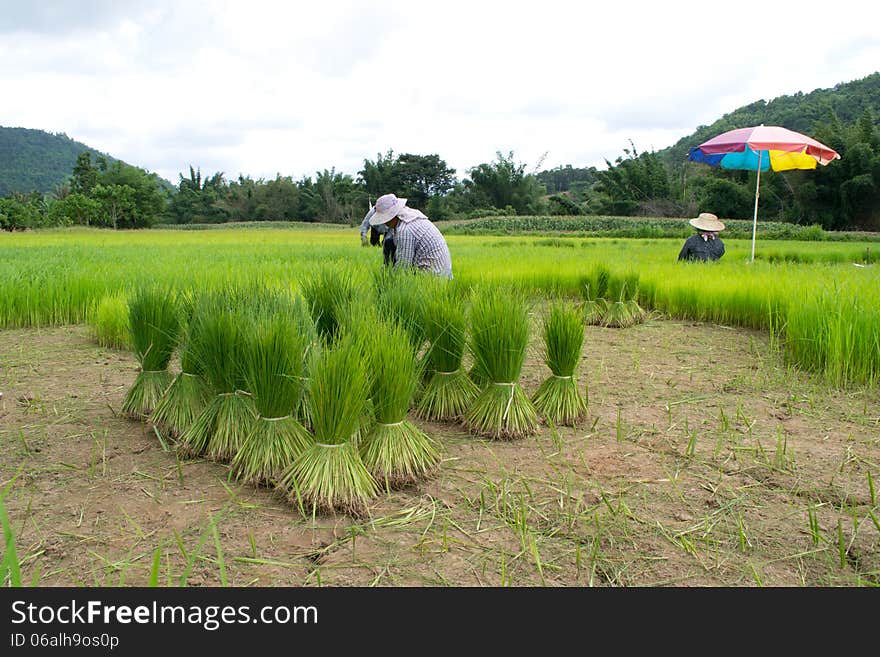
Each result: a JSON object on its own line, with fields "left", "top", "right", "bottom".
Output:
{"left": 360, "top": 321, "right": 440, "bottom": 490}
{"left": 531, "top": 302, "right": 588, "bottom": 426}
{"left": 121, "top": 286, "right": 181, "bottom": 420}
{"left": 151, "top": 320, "right": 211, "bottom": 439}
{"left": 279, "top": 334, "right": 377, "bottom": 518}
{"left": 464, "top": 288, "right": 538, "bottom": 440}
{"left": 339, "top": 301, "right": 386, "bottom": 443}
{"left": 601, "top": 274, "right": 630, "bottom": 328}
{"left": 177, "top": 295, "right": 255, "bottom": 460}
{"left": 583, "top": 265, "right": 611, "bottom": 326}
{"left": 417, "top": 283, "right": 478, "bottom": 421}
{"left": 231, "top": 313, "right": 311, "bottom": 486}
{"left": 602, "top": 273, "right": 643, "bottom": 329}
{"left": 253, "top": 287, "right": 318, "bottom": 433}
{"left": 624, "top": 272, "right": 646, "bottom": 324}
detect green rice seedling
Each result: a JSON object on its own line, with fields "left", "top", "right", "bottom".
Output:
{"left": 360, "top": 321, "right": 441, "bottom": 490}
{"left": 417, "top": 285, "right": 478, "bottom": 421}
{"left": 295, "top": 341, "right": 320, "bottom": 432}
{"left": 464, "top": 288, "right": 538, "bottom": 440}
{"left": 177, "top": 294, "right": 255, "bottom": 459}
{"left": 151, "top": 321, "right": 212, "bottom": 439}
{"left": 278, "top": 335, "right": 378, "bottom": 517}
{"left": 231, "top": 313, "right": 311, "bottom": 486}
{"left": 300, "top": 265, "right": 361, "bottom": 344}
{"left": 121, "top": 287, "right": 181, "bottom": 420}
{"left": 593, "top": 264, "right": 611, "bottom": 299}
{"left": 87, "top": 292, "right": 131, "bottom": 350}
{"left": 531, "top": 302, "right": 588, "bottom": 426}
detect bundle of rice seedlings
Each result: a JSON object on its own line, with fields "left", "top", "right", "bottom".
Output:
{"left": 300, "top": 266, "right": 360, "bottom": 344}
{"left": 531, "top": 302, "right": 588, "bottom": 426}
{"left": 583, "top": 266, "right": 610, "bottom": 326}
{"left": 231, "top": 314, "right": 311, "bottom": 486}
{"left": 150, "top": 321, "right": 212, "bottom": 439}
{"left": 278, "top": 335, "right": 377, "bottom": 518}
{"left": 416, "top": 285, "right": 478, "bottom": 421}
{"left": 582, "top": 283, "right": 607, "bottom": 326}
{"left": 177, "top": 296, "right": 255, "bottom": 459}
{"left": 360, "top": 321, "right": 440, "bottom": 490}
{"left": 624, "top": 272, "right": 646, "bottom": 324}
{"left": 87, "top": 291, "right": 131, "bottom": 350}
{"left": 464, "top": 288, "right": 538, "bottom": 440}
{"left": 338, "top": 301, "right": 384, "bottom": 443}
{"left": 121, "top": 287, "right": 181, "bottom": 420}
{"left": 602, "top": 275, "right": 636, "bottom": 329}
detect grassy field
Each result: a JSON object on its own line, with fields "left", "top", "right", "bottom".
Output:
{"left": 2, "top": 226, "right": 878, "bottom": 385}
{"left": 1, "top": 225, "right": 878, "bottom": 587}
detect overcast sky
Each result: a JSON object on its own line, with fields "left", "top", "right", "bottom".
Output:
{"left": 2, "top": 0, "right": 878, "bottom": 186}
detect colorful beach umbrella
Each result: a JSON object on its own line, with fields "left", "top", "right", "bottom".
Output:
{"left": 688, "top": 124, "right": 841, "bottom": 261}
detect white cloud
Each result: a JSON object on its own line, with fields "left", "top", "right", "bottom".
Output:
{"left": 1, "top": 0, "right": 877, "bottom": 185}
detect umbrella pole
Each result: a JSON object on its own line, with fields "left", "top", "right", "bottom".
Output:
{"left": 750, "top": 151, "right": 762, "bottom": 263}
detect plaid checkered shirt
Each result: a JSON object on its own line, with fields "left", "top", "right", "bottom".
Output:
{"left": 393, "top": 217, "right": 453, "bottom": 279}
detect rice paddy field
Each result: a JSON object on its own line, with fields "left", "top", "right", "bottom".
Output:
{"left": 1, "top": 224, "right": 879, "bottom": 587}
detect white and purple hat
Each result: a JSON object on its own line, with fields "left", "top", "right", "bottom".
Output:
{"left": 369, "top": 193, "right": 408, "bottom": 226}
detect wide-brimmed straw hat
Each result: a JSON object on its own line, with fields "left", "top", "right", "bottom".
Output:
{"left": 689, "top": 212, "right": 725, "bottom": 232}
{"left": 369, "top": 193, "right": 408, "bottom": 226}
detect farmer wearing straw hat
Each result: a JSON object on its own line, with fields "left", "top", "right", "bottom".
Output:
{"left": 369, "top": 193, "right": 453, "bottom": 279}
{"left": 678, "top": 212, "right": 726, "bottom": 262}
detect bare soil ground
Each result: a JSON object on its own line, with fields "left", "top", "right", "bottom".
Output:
{"left": 1, "top": 317, "right": 878, "bottom": 587}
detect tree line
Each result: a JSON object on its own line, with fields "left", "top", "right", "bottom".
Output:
{"left": 2, "top": 72, "right": 878, "bottom": 231}
{"left": 0, "top": 149, "right": 556, "bottom": 230}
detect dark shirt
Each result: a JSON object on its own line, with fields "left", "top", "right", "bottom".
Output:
{"left": 678, "top": 233, "right": 725, "bottom": 262}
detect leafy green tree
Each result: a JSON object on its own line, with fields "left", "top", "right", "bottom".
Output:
{"left": 71, "top": 152, "right": 98, "bottom": 195}
{"left": 96, "top": 161, "right": 167, "bottom": 227}
{"left": 591, "top": 143, "right": 672, "bottom": 216}
{"left": 92, "top": 184, "right": 138, "bottom": 229}
{"left": 536, "top": 165, "right": 598, "bottom": 194}
{"left": 0, "top": 194, "right": 46, "bottom": 230}
{"left": 395, "top": 153, "right": 456, "bottom": 208}
{"left": 167, "top": 166, "right": 226, "bottom": 224}
{"left": 48, "top": 192, "right": 102, "bottom": 226}
{"left": 252, "top": 175, "right": 301, "bottom": 221}
{"left": 698, "top": 178, "right": 755, "bottom": 219}
{"left": 358, "top": 151, "right": 456, "bottom": 210}
{"left": 311, "top": 168, "right": 365, "bottom": 223}
{"left": 466, "top": 151, "right": 545, "bottom": 214}
{"left": 358, "top": 150, "right": 401, "bottom": 200}
{"left": 548, "top": 194, "right": 583, "bottom": 215}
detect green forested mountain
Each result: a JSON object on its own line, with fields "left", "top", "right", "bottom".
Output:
{"left": 0, "top": 126, "right": 118, "bottom": 196}
{"left": 660, "top": 72, "right": 880, "bottom": 167}
{"left": 540, "top": 72, "right": 880, "bottom": 229}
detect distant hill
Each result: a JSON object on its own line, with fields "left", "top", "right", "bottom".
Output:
{"left": 0, "top": 126, "right": 121, "bottom": 196}
{"left": 534, "top": 72, "right": 880, "bottom": 192}
{"left": 658, "top": 71, "right": 880, "bottom": 168}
